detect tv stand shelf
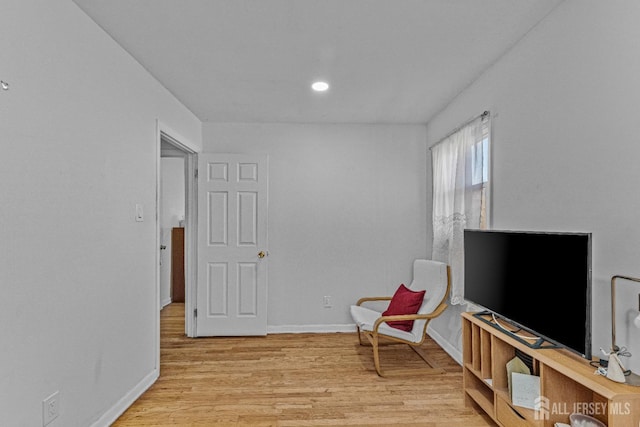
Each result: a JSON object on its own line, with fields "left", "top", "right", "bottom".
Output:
{"left": 462, "top": 312, "right": 640, "bottom": 427}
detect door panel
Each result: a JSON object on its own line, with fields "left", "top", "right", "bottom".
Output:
{"left": 238, "top": 192, "right": 257, "bottom": 245}
{"left": 197, "top": 154, "right": 268, "bottom": 336}
{"left": 207, "top": 262, "right": 227, "bottom": 316}
{"left": 208, "top": 192, "right": 228, "bottom": 245}
{"left": 237, "top": 262, "right": 258, "bottom": 315}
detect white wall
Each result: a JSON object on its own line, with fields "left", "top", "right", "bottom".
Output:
{"left": 0, "top": 1, "right": 201, "bottom": 426}
{"left": 426, "top": 0, "right": 640, "bottom": 371}
{"left": 203, "top": 123, "right": 428, "bottom": 329}
{"left": 160, "top": 158, "right": 186, "bottom": 306}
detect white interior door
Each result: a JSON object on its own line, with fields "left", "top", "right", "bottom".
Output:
{"left": 196, "top": 153, "right": 268, "bottom": 336}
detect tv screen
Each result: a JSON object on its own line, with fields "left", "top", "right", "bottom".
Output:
{"left": 464, "top": 229, "right": 592, "bottom": 360}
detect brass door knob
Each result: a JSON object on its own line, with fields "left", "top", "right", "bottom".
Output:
{"left": 258, "top": 251, "right": 266, "bottom": 259}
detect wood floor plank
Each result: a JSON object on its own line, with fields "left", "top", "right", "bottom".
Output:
{"left": 112, "top": 303, "right": 495, "bottom": 426}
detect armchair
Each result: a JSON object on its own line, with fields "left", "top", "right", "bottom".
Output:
{"left": 350, "top": 259, "right": 451, "bottom": 376}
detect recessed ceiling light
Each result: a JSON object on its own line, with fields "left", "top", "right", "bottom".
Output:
{"left": 311, "top": 81, "right": 329, "bottom": 92}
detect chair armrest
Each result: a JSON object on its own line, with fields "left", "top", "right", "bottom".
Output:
{"left": 356, "top": 296, "right": 392, "bottom": 306}
{"left": 372, "top": 302, "right": 449, "bottom": 331}
{"left": 373, "top": 313, "right": 426, "bottom": 331}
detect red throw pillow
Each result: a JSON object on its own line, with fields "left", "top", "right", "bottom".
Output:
{"left": 382, "top": 284, "right": 426, "bottom": 331}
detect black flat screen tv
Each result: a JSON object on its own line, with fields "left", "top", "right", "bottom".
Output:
{"left": 464, "top": 229, "right": 592, "bottom": 360}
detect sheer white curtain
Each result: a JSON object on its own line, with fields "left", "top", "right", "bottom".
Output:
{"left": 431, "top": 113, "right": 488, "bottom": 304}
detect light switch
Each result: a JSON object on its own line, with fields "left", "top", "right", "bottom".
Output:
{"left": 135, "top": 204, "right": 144, "bottom": 222}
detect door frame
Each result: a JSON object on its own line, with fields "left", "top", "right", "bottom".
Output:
{"left": 155, "top": 121, "right": 199, "bottom": 371}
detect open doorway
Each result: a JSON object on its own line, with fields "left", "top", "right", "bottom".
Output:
{"left": 160, "top": 143, "right": 186, "bottom": 308}
{"left": 156, "top": 122, "right": 198, "bottom": 351}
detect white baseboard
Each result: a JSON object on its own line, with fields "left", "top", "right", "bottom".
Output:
{"left": 268, "top": 323, "right": 356, "bottom": 334}
{"left": 90, "top": 368, "right": 158, "bottom": 427}
{"left": 427, "top": 325, "right": 462, "bottom": 365}
{"left": 161, "top": 297, "right": 172, "bottom": 308}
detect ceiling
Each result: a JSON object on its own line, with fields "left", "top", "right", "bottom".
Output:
{"left": 72, "top": 0, "right": 563, "bottom": 124}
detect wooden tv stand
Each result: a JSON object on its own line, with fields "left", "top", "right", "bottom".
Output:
{"left": 462, "top": 312, "right": 640, "bottom": 427}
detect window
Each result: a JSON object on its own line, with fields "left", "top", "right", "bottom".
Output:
{"left": 471, "top": 120, "right": 490, "bottom": 229}
{"left": 471, "top": 136, "right": 489, "bottom": 186}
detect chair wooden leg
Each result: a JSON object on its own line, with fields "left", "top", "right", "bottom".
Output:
{"left": 371, "top": 333, "right": 385, "bottom": 377}
{"left": 356, "top": 325, "right": 364, "bottom": 345}
{"left": 409, "top": 344, "right": 446, "bottom": 374}
{"left": 360, "top": 331, "right": 445, "bottom": 376}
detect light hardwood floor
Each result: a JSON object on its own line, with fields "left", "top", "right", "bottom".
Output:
{"left": 113, "top": 303, "right": 495, "bottom": 426}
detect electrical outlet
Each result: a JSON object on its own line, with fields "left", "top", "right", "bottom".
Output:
{"left": 43, "top": 391, "right": 59, "bottom": 426}
{"left": 323, "top": 296, "right": 332, "bottom": 308}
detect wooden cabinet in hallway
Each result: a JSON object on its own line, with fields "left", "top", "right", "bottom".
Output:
{"left": 171, "top": 227, "right": 185, "bottom": 303}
